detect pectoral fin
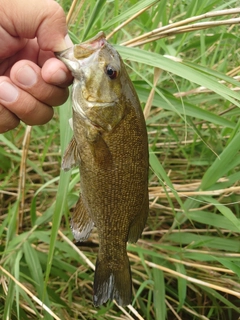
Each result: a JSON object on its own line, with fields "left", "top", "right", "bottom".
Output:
{"left": 71, "top": 196, "right": 94, "bottom": 242}
{"left": 62, "top": 137, "right": 80, "bottom": 171}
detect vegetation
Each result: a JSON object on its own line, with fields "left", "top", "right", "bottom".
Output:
{"left": 1, "top": 0, "right": 240, "bottom": 319}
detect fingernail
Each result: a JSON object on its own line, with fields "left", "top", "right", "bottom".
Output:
{"left": 16, "top": 65, "right": 37, "bottom": 86}
{"left": 65, "top": 34, "right": 73, "bottom": 47}
{"left": 0, "top": 81, "right": 19, "bottom": 102}
{"left": 54, "top": 35, "right": 73, "bottom": 52}
{"left": 52, "top": 68, "right": 68, "bottom": 84}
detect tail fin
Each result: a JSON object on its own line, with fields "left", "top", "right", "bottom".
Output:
{"left": 93, "top": 253, "right": 132, "bottom": 307}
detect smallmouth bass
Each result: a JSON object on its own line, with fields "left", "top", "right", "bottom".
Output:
{"left": 56, "top": 32, "right": 149, "bottom": 307}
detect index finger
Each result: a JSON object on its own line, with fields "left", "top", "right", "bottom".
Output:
{"left": 0, "top": 0, "right": 68, "bottom": 52}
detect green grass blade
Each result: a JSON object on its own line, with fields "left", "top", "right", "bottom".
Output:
{"left": 168, "top": 232, "right": 240, "bottom": 252}
{"left": 14, "top": 250, "right": 23, "bottom": 320}
{"left": 2, "top": 278, "right": 15, "bottom": 320}
{"left": 175, "top": 261, "right": 187, "bottom": 310}
{"left": 81, "top": 0, "right": 107, "bottom": 41}
{"left": 137, "top": 86, "right": 235, "bottom": 128}
{"left": 200, "top": 130, "right": 240, "bottom": 190}
{"left": 188, "top": 210, "right": 240, "bottom": 232}
{"left": 152, "top": 258, "right": 166, "bottom": 320}
{"left": 116, "top": 45, "right": 240, "bottom": 107}
{"left": 102, "top": 0, "right": 158, "bottom": 31}
{"left": 23, "top": 241, "right": 52, "bottom": 320}
{"left": 201, "top": 197, "right": 240, "bottom": 232}
{"left": 149, "top": 149, "right": 184, "bottom": 211}
{"left": 44, "top": 98, "right": 72, "bottom": 305}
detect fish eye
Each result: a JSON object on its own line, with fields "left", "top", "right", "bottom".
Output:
{"left": 105, "top": 65, "right": 118, "bottom": 80}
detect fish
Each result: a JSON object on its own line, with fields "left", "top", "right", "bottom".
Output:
{"left": 56, "top": 32, "right": 149, "bottom": 307}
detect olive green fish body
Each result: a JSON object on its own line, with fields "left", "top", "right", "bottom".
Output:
{"left": 56, "top": 32, "right": 149, "bottom": 307}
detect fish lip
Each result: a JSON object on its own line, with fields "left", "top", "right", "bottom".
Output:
{"left": 55, "top": 46, "right": 80, "bottom": 73}
{"left": 55, "top": 46, "right": 101, "bottom": 75}
{"left": 73, "top": 100, "right": 116, "bottom": 119}
{"left": 86, "top": 101, "right": 117, "bottom": 107}
{"left": 55, "top": 31, "right": 106, "bottom": 62}
{"left": 74, "top": 32, "right": 106, "bottom": 59}
{"left": 79, "top": 31, "right": 106, "bottom": 46}
{"left": 55, "top": 47, "right": 75, "bottom": 60}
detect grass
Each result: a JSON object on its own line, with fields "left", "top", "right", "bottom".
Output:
{"left": 1, "top": 0, "right": 240, "bottom": 319}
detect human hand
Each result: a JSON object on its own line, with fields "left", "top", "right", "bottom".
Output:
{"left": 0, "top": 0, "right": 73, "bottom": 133}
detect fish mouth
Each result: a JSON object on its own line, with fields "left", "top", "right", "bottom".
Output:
{"left": 55, "top": 47, "right": 79, "bottom": 73}
{"left": 85, "top": 101, "right": 116, "bottom": 108}
{"left": 74, "top": 32, "right": 106, "bottom": 59}
{"left": 55, "top": 32, "right": 106, "bottom": 68}
{"left": 73, "top": 99, "right": 116, "bottom": 115}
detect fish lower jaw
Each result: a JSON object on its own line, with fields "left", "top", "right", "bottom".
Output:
{"left": 84, "top": 100, "right": 116, "bottom": 108}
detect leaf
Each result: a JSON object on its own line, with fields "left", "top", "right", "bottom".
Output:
{"left": 149, "top": 148, "right": 184, "bottom": 211}
{"left": 168, "top": 233, "right": 240, "bottom": 252}
{"left": 152, "top": 257, "right": 166, "bottom": 320}
{"left": 116, "top": 45, "right": 240, "bottom": 107}
{"left": 82, "top": 0, "right": 107, "bottom": 41}
{"left": 200, "top": 130, "right": 240, "bottom": 190}
{"left": 14, "top": 250, "right": 23, "bottom": 320}
{"left": 216, "top": 258, "right": 240, "bottom": 278}
{"left": 44, "top": 98, "right": 72, "bottom": 300}
{"left": 203, "top": 197, "right": 240, "bottom": 232}
{"left": 136, "top": 86, "right": 235, "bottom": 128}
{"left": 3, "top": 277, "right": 15, "bottom": 320}
{"left": 23, "top": 241, "right": 51, "bottom": 320}
{"left": 101, "top": 0, "right": 159, "bottom": 31}
{"left": 188, "top": 210, "right": 240, "bottom": 232}
{"left": 175, "top": 262, "right": 187, "bottom": 310}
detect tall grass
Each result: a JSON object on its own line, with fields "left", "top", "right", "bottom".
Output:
{"left": 1, "top": 0, "right": 240, "bottom": 319}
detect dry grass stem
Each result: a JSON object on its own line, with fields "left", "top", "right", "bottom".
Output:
{"left": 122, "top": 8, "right": 240, "bottom": 47}
{"left": 0, "top": 266, "right": 61, "bottom": 320}
{"left": 174, "top": 75, "right": 240, "bottom": 98}
{"left": 167, "top": 296, "right": 209, "bottom": 320}
{"left": 161, "top": 256, "right": 234, "bottom": 274}
{"left": 143, "top": 228, "right": 238, "bottom": 234}
{"left": 2, "top": 1, "right": 240, "bottom": 318}
{"left": 165, "top": 299, "right": 182, "bottom": 320}
{"left": 149, "top": 184, "right": 240, "bottom": 199}
{"left": 144, "top": 68, "right": 162, "bottom": 119}
{"left": 66, "top": 0, "right": 79, "bottom": 25}
{"left": 106, "top": 2, "right": 158, "bottom": 40}
{"left": 57, "top": 228, "right": 95, "bottom": 270}
{"left": 17, "top": 125, "right": 32, "bottom": 233}
{"left": 127, "top": 253, "right": 240, "bottom": 299}
{"left": 58, "top": 228, "right": 143, "bottom": 319}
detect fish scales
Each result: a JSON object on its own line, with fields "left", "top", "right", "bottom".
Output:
{"left": 56, "top": 32, "right": 149, "bottom": 307}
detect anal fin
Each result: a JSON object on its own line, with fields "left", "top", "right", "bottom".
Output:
{"left": 71, "top": 196, "right": 94, "bottom": 242}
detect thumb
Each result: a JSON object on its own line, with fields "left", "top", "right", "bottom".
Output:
{"left": 1, "top": 0, "right": 68, "bottom": 52}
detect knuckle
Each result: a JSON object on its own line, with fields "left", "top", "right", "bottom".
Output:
{"left": 0, "top": 104, "right": 19, "bottom": 132}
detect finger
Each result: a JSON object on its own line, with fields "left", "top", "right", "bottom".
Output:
{"left": 0, "top": 104, "right": 20, "bottom": 133}
{"left": 10, "top": 60, "right": 69, "bottom": 106}
{"left": 0, "top": 28, "right": 27, "bottom": 60}
{"left": 41, "top": 57, "right": 73, "bottom": 87}
{"left": 0, "top": 77, "right": 54, "bottom": 126}
{"left": 0, "top": 0, "right": 68, "bottom": 52}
